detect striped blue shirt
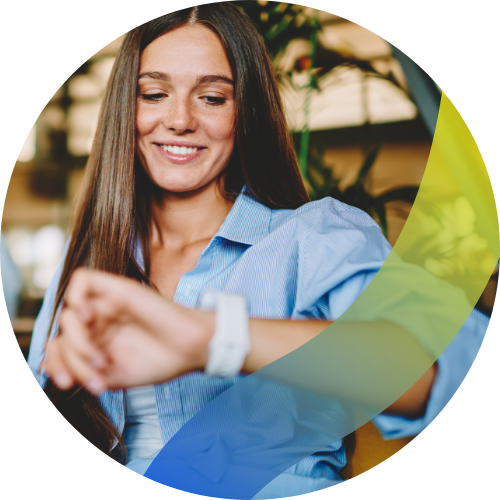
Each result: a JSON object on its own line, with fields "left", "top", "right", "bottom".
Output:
{"left": 28, "top": 187, "right": 488, "bottom": 495}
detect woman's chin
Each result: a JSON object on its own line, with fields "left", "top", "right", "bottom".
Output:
{"left": 146, "top": 171, "right": 200, "bottom": 192}
{"left": 150, "top": 178, "right": 219, "bottom": 196}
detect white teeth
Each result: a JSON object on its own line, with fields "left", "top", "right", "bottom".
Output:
{"left": 160, "top": 145, "right": 198, "bottom": 155}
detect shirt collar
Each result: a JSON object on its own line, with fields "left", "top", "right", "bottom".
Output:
{"left": 134, "top": 186, "right": 273, "bottom": 266}
{"left": 215, "top": 186, "right": 272, "bottom": 246}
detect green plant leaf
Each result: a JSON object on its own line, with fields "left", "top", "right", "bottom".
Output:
{"left": 355, "top": 144, "right": 381, "bottom": 184}
{"left": 372, "top": 197, "right": 388, "bottom": 237}
{"left": 377, "top": 186, "right": 420, "bottom": 205}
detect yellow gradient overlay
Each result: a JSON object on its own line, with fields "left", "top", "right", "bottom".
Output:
{"left": 262, "top": 92, "right": 499, "bottom": 423}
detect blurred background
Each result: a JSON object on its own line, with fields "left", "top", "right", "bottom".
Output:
{"left": 2, "top": 1, "right": 497, "bottom": 359}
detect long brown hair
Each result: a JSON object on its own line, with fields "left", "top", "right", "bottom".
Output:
{"left": 44, "top": 2, "right": 310, "bottom": 460}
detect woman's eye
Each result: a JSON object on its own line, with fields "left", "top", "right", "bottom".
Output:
{"left": 202, "top": 96, "right": 227, "bottom": 106}
{"left": 141, "top": 94, "right": 165, "bottom": 101}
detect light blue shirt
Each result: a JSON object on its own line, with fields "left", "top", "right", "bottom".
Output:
{"left": 28, "top": 187, "right": 489, "bottom": 495}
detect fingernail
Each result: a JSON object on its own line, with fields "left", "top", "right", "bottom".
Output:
{"left": 54, "top": 372, "right": 71, "bottom": 389}
{"left": 85, "top": 378, "right": 103, "bottom": 395}
{"left": 89, "top": 355, "right": 104, "bottom": 369}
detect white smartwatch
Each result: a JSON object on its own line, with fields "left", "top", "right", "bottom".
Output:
{"left": 199, "top": 291, "right": 250, "bottom": 377}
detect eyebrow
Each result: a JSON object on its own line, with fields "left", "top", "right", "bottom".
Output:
{"left": 138, "top": 71, "right": 233, "bottom": 86}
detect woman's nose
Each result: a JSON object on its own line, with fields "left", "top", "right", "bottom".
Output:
{"left": 165, "top": 97, "right": 197, "bottom": 133}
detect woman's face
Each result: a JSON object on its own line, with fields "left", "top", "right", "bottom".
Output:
{"left": 136, "top": 25, "right": 235, "bottom": 193}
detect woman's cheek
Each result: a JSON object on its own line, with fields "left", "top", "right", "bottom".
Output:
{"left": 136, "top": 104, "right": 160, "bottom": 136}
{"left": 201, "top": 108, "right": 235, "bottom": 141}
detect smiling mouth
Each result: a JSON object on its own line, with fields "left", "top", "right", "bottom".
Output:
{"left": 154, "top": 143, "right": 207, "bottom": 163}
{"left": 157, "top": 144, "right": 205, "bottom": 156}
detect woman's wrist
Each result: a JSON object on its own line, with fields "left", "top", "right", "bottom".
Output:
{"left": 181, "top": 308, "right": 216, "bottom": 371}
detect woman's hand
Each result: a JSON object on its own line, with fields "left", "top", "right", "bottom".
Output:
{"left": 44, "top": 268, "right": 214, "bottom": 394}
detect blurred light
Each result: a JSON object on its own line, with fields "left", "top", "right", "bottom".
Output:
{"left": 320, "top": 23, "right": 391, "bottom": 59}
{"left": 32, "top": 226, "right": 65, "bottom": 290}
{"left": 33, "top": 263, "right": 59, "bottom": 290}
{"left": 282, "top": 67, "right": 417, "bottom": 131}
{"left": 17, "top": 124, "right": 36, "bottom": 162}
{"left": 67, "top": 101, "right": 101, "bottom": 156}
{"left": 5, "top": 228, "right": 34, "bottom": 266}
{"left": 5, "top": 225, "right": 65, "bottom": 292}
{"left": 40, "top": 106, "right": 65, "bottom": 130}
{"left": 32, "top": 225, "right": 65, "bottom": 265}
{"left": 91, "top": 57, "right": 115, "bottom": 87}
{"left": 69, "top": 75, "right": 102, "bottom": 99}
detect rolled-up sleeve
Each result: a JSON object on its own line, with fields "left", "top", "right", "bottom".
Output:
{"left": 372, "top": 308, "right": 489, "bottom": 439}
{"left": 295, "top": 199, "right": 392, "bottom": 320}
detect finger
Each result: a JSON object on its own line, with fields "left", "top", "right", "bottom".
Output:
{"left": 63, "top": 269, "right": 95, "bottom": 323}
{"left": 59, "top": 345, "right": 106, "bottom": 395}
{"left": 65, "top": 269, "right": 136, "bottom": 323}
{"left": 59, "top": 308, "right": 105, "bottom": 369}
{"left": 44, "top": 339, "right": 75, "bottom": 390}
{"left": 58, "top": 310, "right": 106, "bottom": 394}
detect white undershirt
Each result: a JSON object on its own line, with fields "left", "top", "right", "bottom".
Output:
{"left": 123, "top": 385, "right": 163, "bottom": 463}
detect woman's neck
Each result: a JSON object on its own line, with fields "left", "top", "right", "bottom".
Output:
{"left": 149, "top": 179, "right": 235, "bottom": 250}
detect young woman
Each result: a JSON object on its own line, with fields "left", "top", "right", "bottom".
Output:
{"left": 28, "top": 3, "right": 487, "bottom": 496}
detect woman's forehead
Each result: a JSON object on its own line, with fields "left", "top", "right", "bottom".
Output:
{"left": 139, "top": 25, "right": 232, "bottom": 80}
